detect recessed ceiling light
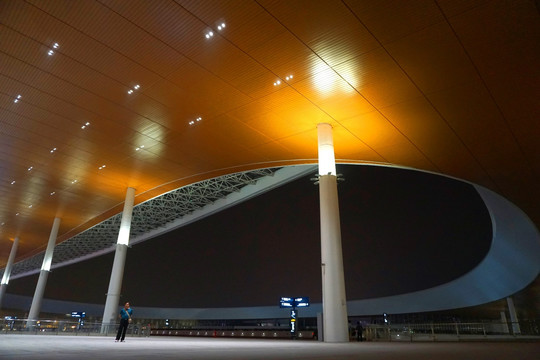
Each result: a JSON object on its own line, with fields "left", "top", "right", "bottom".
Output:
{"left": 81, "top": 122, "right": 90, "bottom": 129}
{"left": 53, "top": 43, "right": 59, "bottom": 49}
{"left": 135, "top": 145, "right": 145, "bottom": 151}
{"left": 10, "top": 180, "right": 15, "bottom": 185}
{"left": 27, "top": 166, "right": 33, "bottom": 171}
{"left": 50, "top": 147, "right": 57, "bottom": 153}
{"left": 28, "top": 205, "right": 33, "bottom": 208}
{"left": 15, "top": 213, "right": 19, "bottom": 216}
{"left": 217, "top": 23, "right": 226, "bottom": 31}
{"left": 134, "top": 84, "right": 140, "bottom": 90}
{"left": 273, "top": 80, "right": 281, "bottom": 86}
{"left": 205, "top": 31, "right": 214, "bottom": 39}
{"left": 71, "top": 179, "right": 78, "bottom": 184}
{"left": 285, "top": 74, "right": 294, "bottom": 81}
{"left": 48, "top": 50, "right": 54, "bottom": 56}
{"left": 98, "top": 165, "right": 106, "bottom": 170}
{"left": 50, "top": 191, "right": 56, "bottom": 196}
{"left": 14, "top": 95, "right": 21, "bottom": 103}
{"left": 128, "top": 89, "right": 134, "bottom": 94}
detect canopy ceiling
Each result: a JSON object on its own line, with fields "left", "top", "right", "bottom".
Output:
{"left": 0, "top": 0, "right": 539, "bottom": 270}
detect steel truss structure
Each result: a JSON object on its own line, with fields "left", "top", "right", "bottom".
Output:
{"left": 4, "top": 168, "right": 284, "bottom": 280}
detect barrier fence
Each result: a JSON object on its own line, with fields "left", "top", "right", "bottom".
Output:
{"left": 1, "top": 318, "right": 538, "bottom": 341}
{"left": 0, "top": 319, "right": 151, "bottom": 337}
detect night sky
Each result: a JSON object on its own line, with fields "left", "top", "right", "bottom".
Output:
{"left": 7, "top": 165, "right": 492, "bottom": 309}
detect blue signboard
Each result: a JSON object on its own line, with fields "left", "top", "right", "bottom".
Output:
{"left": 280, "top": 296, "right": 310, "bottom": 308}
{"left": 71, "top": 311, "right": 86, "bottom": 318}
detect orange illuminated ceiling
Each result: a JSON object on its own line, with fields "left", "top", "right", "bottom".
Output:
{"left": 0, "top": 0, "right": 539, "bottom": 264}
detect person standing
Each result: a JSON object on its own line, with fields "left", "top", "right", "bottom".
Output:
{"left": 355, "top": 321, "right": 363, "bottom": 342}
{"left": 115, "top": 302, "right": 133, "bottom": 342}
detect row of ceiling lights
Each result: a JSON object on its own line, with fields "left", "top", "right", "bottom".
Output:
{"left": 6, "top": 96, "right": 98, "bottom": 225}
{"left": 2, "top": 23, "right": 239, "bottom": 229}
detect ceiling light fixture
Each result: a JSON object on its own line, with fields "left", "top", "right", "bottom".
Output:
{"left": 128, "top": 84, "right": 140, "bottom": 94}
{"left": 27, "top": 166, "right": 33, "bottom": 171}
{"left": 273, "top": 80, "right": 281, "bottom": 86}
{"left": 10, "top": 180, "right": 15, "bottom": 185}
{"left": 14, "top": 95, "right": 22, "bottom": 103}
{"left": 71, "top": 179, "right": 78, "bottom": 184}
{"left": 98, "top": 165, "right": 106, "bottom": 170}
{"left": 135, "top": 145, "right": 145, "bottom": 151}
{"left": 205, "top": 30, "right": 214, "bottom": 39}
{"left": 81, "top": 122, "right": 90, "bottom": 129}
{"left": 48, "top": 50, "right": 54, "bottom": 56}
{"left": 217, "top": 23, "right": 226, "bottom": 31}
{"left": 50, "top": 147, "right": 57, "bottom": 153}
{"left": 50, "top": 191, "right": 55, "bottom": 196}
{"left": 285, "top": 74, "right": 294, "bottom": 81}
{"left": 28, "top": 205, "right": 33, "bottom": 208}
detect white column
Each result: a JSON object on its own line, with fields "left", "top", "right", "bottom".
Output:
{"left": 317, "top": 123, "right": 349, "bottom": 342}
{"left": 507, "top": 297, "right": 521, "bottom": 335}
{"left": 27, "top": 217, "right": 61, "bottom": 324}
{"left": 102, "top": 187, "right": 136, "bottom": 332}
{"left": 0, "top": 236, "right": 20, "bottom": 309}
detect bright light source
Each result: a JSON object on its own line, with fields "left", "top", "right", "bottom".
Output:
{"left": 48, "top": 50, "right": 54, "bottom": 56}
{"left": 50, "top": 191, "right": 55, "bottom": 196}
{"left": 134, "top": 84, "right": 140, "bottom": 89}
{"left": 128, "top": 89, "right": 134, "bottom": 94}
{"left": 27, "top": 166, "right": 33, "bottom": 171}
{"left": 53, "top": 43, "right": 59, "bottom": 49}
{"left": 317, "top": 123, "right": 336, "bottom": 176}
{"left": 10, "top": 181, "right": 15, "bottom": 185}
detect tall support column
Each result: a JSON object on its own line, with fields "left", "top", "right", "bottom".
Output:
{"left": 507, "top": 297, "right": 521, "bottom": 335}
{"left": 317, "top": 123, "right": 349, "bottom": 342}
{"left": 27, "top": 218, "right": 61, "bottom": 324}
{"left": 0, "top": 236, "right": 20, "bottom": 309}
{"left": 102, "top": 187, "right": 136, "bottom": 332}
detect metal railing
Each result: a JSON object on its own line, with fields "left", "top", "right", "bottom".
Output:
{"left": 1, "top": 319, "right": 151, "bottom": 337}
{"left": 364, "top": 321, "right": 540, "bottom": 342}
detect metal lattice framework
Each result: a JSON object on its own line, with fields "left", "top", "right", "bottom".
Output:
{"left": 5, "top": 168, "right": 280, "bottom": 279}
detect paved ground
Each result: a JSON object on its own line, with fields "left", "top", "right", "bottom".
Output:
{"left": 0, "top": 335, "right": 538, "bottom": 360}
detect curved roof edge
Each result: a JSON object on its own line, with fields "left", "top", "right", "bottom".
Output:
{"left": 3, "top": 166, "right": 539, "bottom": 318}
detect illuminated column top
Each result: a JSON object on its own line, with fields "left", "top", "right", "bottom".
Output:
{"left": 41, "top": 217, "right": 61, "bottom": 271}
{"left": 1, "top": 237, "right": 19, "bottom": 285}
{"left": 117, "top": 187, "right": 136, "bottom": 245}
{"left": 317, "top": 123, "right": 337, "bottom": 176}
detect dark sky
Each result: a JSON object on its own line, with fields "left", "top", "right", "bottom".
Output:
{"left": 7, "top": 165, "right": 492, "bottom": 309}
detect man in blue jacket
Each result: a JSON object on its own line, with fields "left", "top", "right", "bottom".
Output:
{"left": 115, "top": 302, "right": 133, "bottom": 342}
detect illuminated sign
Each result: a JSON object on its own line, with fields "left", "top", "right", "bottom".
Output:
{"left": 294, "top": 297, "right": 310, "bottom": 307}
{"left": 280, "top": 296, "right": 310, "bottom": 308}
{"left": 71, "top": 311, "right": 86, "bottom": 318}
{"left": 290, "top": 310, "right": 297, "bottom": 334}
